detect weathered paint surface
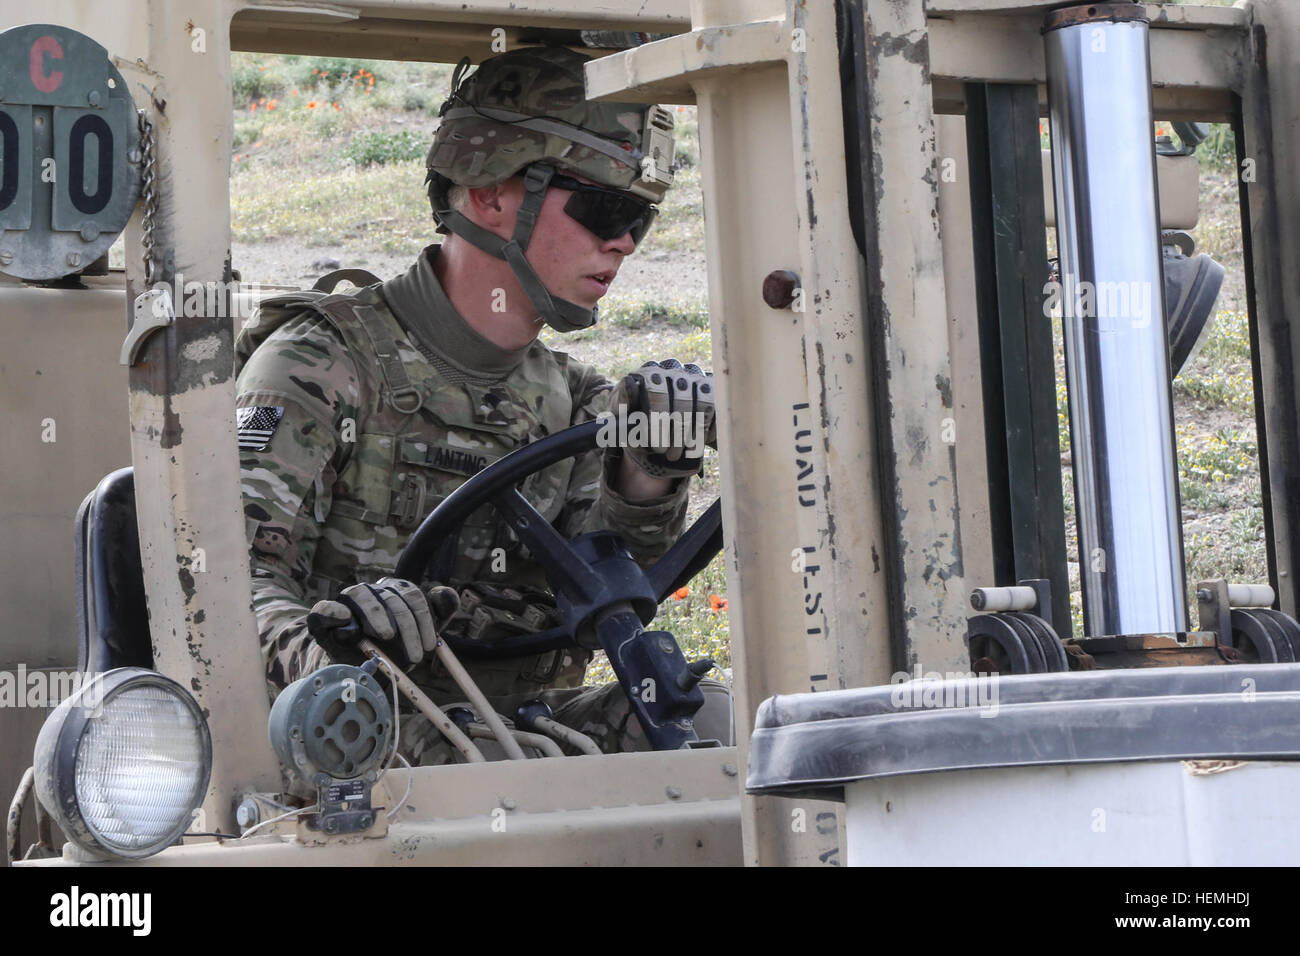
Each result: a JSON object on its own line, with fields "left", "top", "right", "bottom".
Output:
{"left": 120, "top": 0, "right": 282, "bottom": 830}
{"left": 1239, "top": 0, "right": 1300, "bottom": 617}
{"left": 859, "top": 0, "right": 968, "bottom": 672}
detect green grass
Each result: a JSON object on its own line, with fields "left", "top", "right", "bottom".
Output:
{"left": 637, "top": 164, "right": 704, "bottom": 255}
{"left": 1173, "top": 311, "right": 1255, "bottom": 412}
{"left": 1177, "top": 424, "right": 1258, "bottom": 486}
{"left": 1195, "top": 309, "right": 1251, "bottom": 363}
{"left": 231, "top": 52, "right": 452, "bottom": 115}
{"left": 597, "top": 290, "right": 709, "bottom": 330}
{"left": 1194, "top": 124, "right": 1237, "bottom": 170}
{"left": 232, "top": 161, "right": 431, "bottom": 250}
{"left": 1185, "top": 506, "right": 1268, "bottom": 585}
{"left": 543, "top": 322, "right": 713, "bottom": 383}
{"left": 1174, "top": 368, "right": 1254, "bottom": 411}
{"left": 343, "top": 129, "right": 428, "bottom": 167}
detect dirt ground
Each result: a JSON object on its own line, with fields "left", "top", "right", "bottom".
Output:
{"left": 231, "top": 237, "right": 708, "bottom": 300}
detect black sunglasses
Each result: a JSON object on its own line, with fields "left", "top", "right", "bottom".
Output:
{"left": 545, "top": 170, "right": 659, "bottom": 245}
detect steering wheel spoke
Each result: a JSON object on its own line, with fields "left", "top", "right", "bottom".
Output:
{"left": 646, "top": 499, "right": 723, "bottom": 602}
{"left": 492, "top": 486, "right": 601, "bottom": 605}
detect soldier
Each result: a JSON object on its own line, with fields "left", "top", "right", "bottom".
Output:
{"left": 234, "top": 46, "right": 728, "bottom": 763}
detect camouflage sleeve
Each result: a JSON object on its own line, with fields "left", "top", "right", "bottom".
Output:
{"left": 236, "top": 311, "right": 362, "bottom": 688}
{"left": 557, "top": 359, "right": 690, "bottom": 564}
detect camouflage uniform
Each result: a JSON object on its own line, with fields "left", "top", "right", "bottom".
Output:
{"left": 235, "top": 244, "right": 692, "bottom": 761}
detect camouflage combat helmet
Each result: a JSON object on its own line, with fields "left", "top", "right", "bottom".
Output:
{"left": 425, "top": 46, "right": 676, "bottom": 333}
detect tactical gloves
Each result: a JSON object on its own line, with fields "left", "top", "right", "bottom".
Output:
{"left": 608, "top": 359, "right": 717, "bottom": 479}
{"left": 307, "top": 578, "right": 459, "bottom": 669}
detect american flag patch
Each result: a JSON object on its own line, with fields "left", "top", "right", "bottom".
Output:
{"left": 237, "top": 406, "right": 284, "bottom": 451}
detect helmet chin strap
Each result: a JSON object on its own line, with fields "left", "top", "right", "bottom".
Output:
{"left": 432, "top": 165, "right": 596, "bottom": 334}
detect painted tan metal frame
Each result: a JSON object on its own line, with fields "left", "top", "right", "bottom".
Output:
{"left": 3, "top": 0, "right": 1295, "bottom": 866}
{"left": 586, "top": 0, "right": 1294, "bottom": 865}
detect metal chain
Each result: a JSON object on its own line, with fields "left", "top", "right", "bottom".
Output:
{"left": 137, "top": 110, "right": 158, "bottom": 286}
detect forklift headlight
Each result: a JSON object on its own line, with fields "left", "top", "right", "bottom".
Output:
{"left": 33, "top": 667, "right": 212, "bottom": 860}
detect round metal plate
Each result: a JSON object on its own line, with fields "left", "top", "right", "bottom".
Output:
{"left": 0, "top": 24, "right": 142, "bottom": 280}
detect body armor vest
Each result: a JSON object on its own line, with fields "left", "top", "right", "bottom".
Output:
{"left": 235, "top": 284, "right": 593, "bottom": 696}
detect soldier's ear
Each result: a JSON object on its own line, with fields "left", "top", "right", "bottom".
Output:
{"left": 465, "top": 181, "right": 517, "bottom": 232}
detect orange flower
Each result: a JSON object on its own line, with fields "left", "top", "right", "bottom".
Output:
{"left": 333, "top": 102, "right": 341, "bottom": 110}
{"left": 368, "top": 76, "right": 375, "bottom": 86}
{"left": 259, "top": 97, "right": 266, "bottom": 105}
{"left": 249, "top": 103, "right": 257, "bottom": 112}
{"left": 307, "top": 101, "right": 317, "bottom": 108}
{"left": 292, "top": 88, "right": 299, "bottom": 96}
{"left": 258, "top": 66, "right": 266, "bottom": 72}
{"left": 709, "top": 594, "right": 725, "bottom": 611}
{"left": 253, "top": 140, "right": 263, "bottom": 148}
{"left": 673, "top": 587, "right": 689, "bottom": 600}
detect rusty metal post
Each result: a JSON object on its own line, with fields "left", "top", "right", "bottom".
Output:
{"left": 1238, "top": 0, "right": 1300, "bottom": 618}
{"left": 591, "top": 0, "right": 967, "bottom": 864}
{"left": 848, "top": 0, "right": 970, "bottom": 670}
{"left": 123, "top": 0, "right": 282, "bottom": 831}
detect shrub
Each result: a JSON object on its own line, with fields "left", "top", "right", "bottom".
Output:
{"left": 401, "top": 89, "right": 430, "bottom": 112}
{"left": 1196, "top": 123, "right": 1236, "bottom": 170}
{"left": 232, "top": 61, "right": 278, "bottom": 105}
{"left": 232, "top": 118, "right": 263, "bottom": 150}
{"left": 295, "top": 57, "right": 388, "bottom": 89}
{"left": 343, "top": 129, "right": 427, "bottom": 167}
{"left": 1177, "top": 424, "right": 1258, "bottom": 486}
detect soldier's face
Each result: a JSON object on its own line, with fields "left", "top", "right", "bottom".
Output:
{"left": 497, "top": 175, "right": 639, "bottom": 310}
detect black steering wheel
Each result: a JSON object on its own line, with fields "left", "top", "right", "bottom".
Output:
{"left": 392, "top": 419, "right": 723, "bottom": 749}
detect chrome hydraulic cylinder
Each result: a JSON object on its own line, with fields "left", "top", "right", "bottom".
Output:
{"left": 1044, "top": 3, "right": 1188, "bottom": 636}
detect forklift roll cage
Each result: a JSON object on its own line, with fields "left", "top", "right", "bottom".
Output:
{"left": 1, "top": 0, "right": 1297, "bottom": 866}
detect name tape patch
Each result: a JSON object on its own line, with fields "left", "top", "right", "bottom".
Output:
{"left": 428, "top": 445, "right": 490, "bottom": 476}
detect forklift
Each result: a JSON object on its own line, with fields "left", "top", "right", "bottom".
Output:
{"left": 3, "top": 0, "right": 1299, "bottom": 867}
